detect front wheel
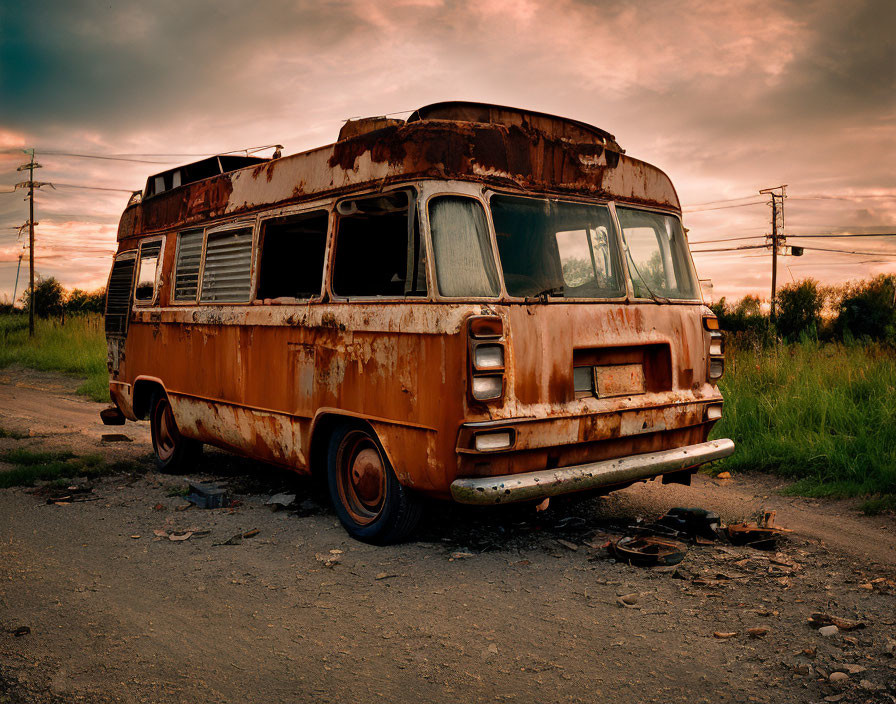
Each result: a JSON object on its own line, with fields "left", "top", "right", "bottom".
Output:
{"left": 149, "top": 392, "right": 202, "bottom": 473}
{"left": 327, "top": 425, "right": 422, "bottom": 544}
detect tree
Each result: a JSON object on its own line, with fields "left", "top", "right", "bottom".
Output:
{"left": 834, "top": 274, "right": 896, "bottom": 341}
{"left": 20, "top": 276, "right": 65, "bottom": 319}
{"left": 66, "top": 287, "right": 106, "bottom": 314}
{"left": 775, "top": 279, "right": 823, "bottom": 341}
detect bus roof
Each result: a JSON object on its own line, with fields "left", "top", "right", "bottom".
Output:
{"left": 118, "top": 103, "right": 680, "bottom": 241}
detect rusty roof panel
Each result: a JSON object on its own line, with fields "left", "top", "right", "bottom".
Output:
{"left": 118, "top": 118, "right": 680, "bottom": 240}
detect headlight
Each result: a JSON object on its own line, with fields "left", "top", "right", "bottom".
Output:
{"left": 472, "top": 375, "right": 503, "bottom": 400}
{"left": 709, "top": 358, "right": 724, "bottom": 380}
{"left": 474, "top": 344, "right": 504, "bottom": 370}
{"left": 474, "top": 430, "right": 514, "bottom": 451}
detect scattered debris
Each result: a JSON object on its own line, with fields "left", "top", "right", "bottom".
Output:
{"left": 450, "top": 551, "right": 474, "bottom": 560}
{"left": 535, "top": 498, "right": 550, "bottom": 512}
{"left": 713, "top": 631, "right": 737, "bottom": 639}
{"left": 818, "top": 625, "right": 839, "bottom": 637}
{"left": 611, "top": 536, "right": 687, "bottom": 567}
{"left": 213, "top": 529, "right": 260, "bottom": 546}
{"left": 45, "top": 485, "right": 96, "bottom": 505}
{"left": 716, "top": 472, "right": 731, "bottom": 479}
{"left": 130, "top": 534, "right": 140, "bottom": 539}
{"left": 653, "top": 507, "right": 721, "bottom": 542}
{"left": 828, "top": 671, "right": 848, "bottom": 682}
{"left": 152, "top": 503, "right": 166, "bottom": 511}
{"left": 725, "top": 511, "right": 790, "bottom": 550}
{"left": 265, "top": 493, "right": 296, "bottom": 510}
{"left": 185, "top": 482, "right": 229, "bottom": 509}
{"left": 376, "top": 573, "right": 397, "bottom": 580}
{"left": 808, "top": 613, "right": 865, "bottom": 632}
{"left": 152, "top": 528, "right": 210, "bottom": 542}
{"left": 616, "top": 593, "right": 640, "bottom": 608}
{"left": 12, "top": 626, "right": 30, "bottom": 637}
{"left": 747, "top": 626, "right": 769, "bottom": 638}
{"left": 556, "top": 539, "right": 578, "bottom": 551}
{"left": 315, "top": 552, "right": 341, "bottom": 567}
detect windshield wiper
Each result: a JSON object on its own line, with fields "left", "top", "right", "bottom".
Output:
{"left": 525, "top": 286, "right": 564, "bottom": 303}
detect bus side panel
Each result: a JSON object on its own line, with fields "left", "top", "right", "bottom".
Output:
{"left": 120, "top": 305, "right": 474, "bottom": 494}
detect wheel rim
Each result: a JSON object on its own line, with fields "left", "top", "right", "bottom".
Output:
{"left": 153, "top": 399, "right": 178, "bottom": 462}
{"left": 336, "top": 431, "right": 387, "bottom": 526}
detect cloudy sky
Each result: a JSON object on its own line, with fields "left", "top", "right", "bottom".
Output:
{"left": 1, "top": 0, "right": 894, "bottom": 303}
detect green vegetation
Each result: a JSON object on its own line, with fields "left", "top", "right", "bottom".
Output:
{"left": 711, "top": 341, "right": 896, "bottom": 513}
{"left": 0, "top": 425, "right": 28, "bottom": 439}
{"left": 0, "top": 448, "right": 108, "bottom": 488}
{"left": 0, "top": 313, "right": 108, "bottom": 401}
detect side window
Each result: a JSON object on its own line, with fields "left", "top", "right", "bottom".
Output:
{"left": 332, "top": 190, "right": 426, "bottom": 297}
{"left": 257, "top": 211, "right": 328, "bottom": 300}
{"left": 173, "top": 229, "right": 203, "bottom": 302}
{"left": 134, "top": 240, "right": 162, "bottom": 304}
{"left": 105, "top": 251, "right": 136, "bottom": 336}
{"left": 199, "top": 225, "right": 253, "bottom": 303}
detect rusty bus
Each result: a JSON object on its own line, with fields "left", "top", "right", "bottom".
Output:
{"left": 101, "top": 102, "right": 734, "bottom": 543}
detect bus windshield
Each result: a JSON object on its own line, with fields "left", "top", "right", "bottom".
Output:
{"left": 616, "top": 207, "right": 699, "bottom": 300}
{"left": 490, "top": 195, "right": 625, "bottom": 299}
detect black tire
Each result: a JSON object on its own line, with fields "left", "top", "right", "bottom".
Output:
{"left": 326, "top": 423, "right": 422, "bottom": 544}
{"left": 149, "top": 392, "right": 202, "bottom": 474}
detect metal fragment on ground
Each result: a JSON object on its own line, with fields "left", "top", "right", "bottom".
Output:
{"left": 611, "top": 535, "right": 687, "bottom": 566}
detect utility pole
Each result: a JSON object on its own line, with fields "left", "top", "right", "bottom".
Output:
{"left": 17, "top": 150, "right": 41, "bottom": 336}
{"left": 759, "top": 185, "right": 786, "bottom": 320}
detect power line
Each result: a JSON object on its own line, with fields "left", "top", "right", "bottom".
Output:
{"left": 39, "top": 152, "right": 174, "bottom": 164}
{"left": 798, "top": 245, "right": 896, "bottom": 257}
{"left": 788, "top": 232, "right": 896, "bottom": 239}
{"left": 688, "top": 235, "right": 767, "bottom": 244}
{"left": 789, "top": 194, "right": 896, "bottom": 201}
{"left": 683, "top": 201, "right": 766, "bottom": 213}
{"left": 690, "top": 244, "right": 769, "bottom": 253}
{"left": 52, "top": 183, "right": 137, "bottom": 194}
{"left": 682, "top": 195, "right": 768, "bottom": 208}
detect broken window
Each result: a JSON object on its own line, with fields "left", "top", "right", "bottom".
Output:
{"left": 134, "top": 240, "right": 162, "bottom": 304}
{"left": 332, "top": 190, "right": 426, "bottom": 297}
{"left": 173, "top": 229, "right": 203, "bottom": 302}
{"left": 429, "top": 196, "right": 499, "bottom": 297}
{"left": 200, "top": 225, "right": 253, "bottom": 303}
{"left": 257, "top": 211, "right": 328, "bottom": 300}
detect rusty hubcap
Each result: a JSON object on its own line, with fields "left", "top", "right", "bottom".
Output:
{"left": 336, "top": 431, "right": 387, "bottom": 525}
{"left": 153, "top": 399, "right": 178, "bottom": 462}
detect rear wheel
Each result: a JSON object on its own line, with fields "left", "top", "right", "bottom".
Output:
{"left": 327, "top": 424, "right": 422, "bottom": 544}
{"left": 150, "top": 392, "right": 202, "bottom": 473}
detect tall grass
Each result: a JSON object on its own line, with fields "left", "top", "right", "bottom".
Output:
{"left": 0, "top": 313, "right": 108, "bottom": 401}
{"left": 711, "top": 341, "right": 896, "bottom": 506}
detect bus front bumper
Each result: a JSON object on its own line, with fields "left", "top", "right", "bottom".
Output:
{"left": 449, "top": 438, "right": 735, "bottom": 505}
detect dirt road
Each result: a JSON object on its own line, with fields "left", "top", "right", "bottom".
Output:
{"left": 1, "top": 370, "right": 895, "bottom": 703}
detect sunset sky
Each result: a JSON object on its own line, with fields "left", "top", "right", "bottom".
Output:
{"left": 1, "top": 0, "right": 894, "bottom": 303}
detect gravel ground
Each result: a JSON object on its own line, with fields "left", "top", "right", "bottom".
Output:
{"left": 1, "top": 369, "right": 894, "bottom": 704}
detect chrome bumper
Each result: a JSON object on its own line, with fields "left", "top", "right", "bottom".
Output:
{"left": 450, "top": 438, "right": 735, "bottom": 505}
